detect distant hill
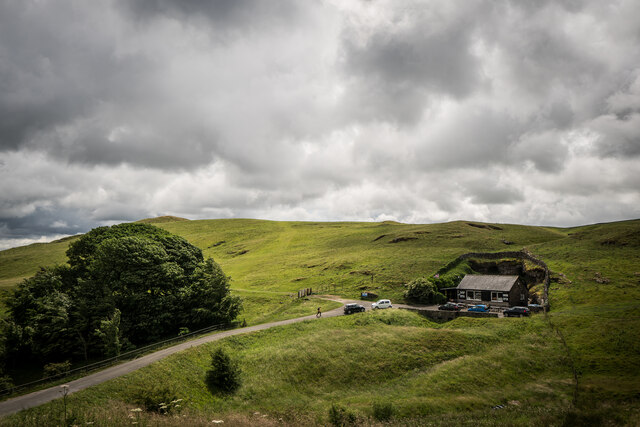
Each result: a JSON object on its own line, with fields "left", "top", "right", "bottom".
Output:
{"left": 2, "top": 217, "right": 637, "bottom": 297}
{"left": 135, "top": 215, "right": 190, "bottom": 224}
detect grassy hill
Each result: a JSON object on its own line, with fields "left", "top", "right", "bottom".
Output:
{"left": 0, "top": 218, "right": 569, "bottom": 293}
{"left": 0, "top": 218, "right": 569, "bottom": 322}
{"left": 1, "top": 218, "right": 640, "bottom": 425}
{"left": 0, "top": 235, "right": 79, "bottom": 289}
{"left": 150, "top": 218, "right": 568, "bottom": 300}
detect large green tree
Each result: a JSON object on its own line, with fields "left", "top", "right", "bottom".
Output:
{"left": 4, "top": 223, "right": 241, "bottom": 369}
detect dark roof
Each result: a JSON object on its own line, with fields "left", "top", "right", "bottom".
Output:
{"left": 457, "top": 275, "right": 519, "bottom": 291}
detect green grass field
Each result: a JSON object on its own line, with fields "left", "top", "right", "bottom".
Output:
{"left": 1, "top": 217, "right": 639, "bottom": 425}
{"left": 0, "top": 235, "right": 79, "bottom": 289}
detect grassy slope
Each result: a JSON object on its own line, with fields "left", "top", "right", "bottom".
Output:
{"left": 0, "top": 236, "right": 79, "bottom": 289}
{"left": 157, "top": 219, "right": 567, "bottom": 302}
{"left": 8, "top": 311, "right": 575, "bottom": 426}
{"left": 0, "top": 218, "right": 565, "bottom": 319}
{"left": 0, "top": 218, "right": 566, "bottom": 294}
{"left": 2, "top": 218, "right": 640, "bottom": 425}
{"left": 532, "top": 220, "right": 640, "bottom": 406}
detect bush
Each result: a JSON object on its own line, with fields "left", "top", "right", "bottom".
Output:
{"left": 205, "top": 348, "right": 241, "bottom": 394}
{"left": 372, "top": 401, "right": 395, "bottom": 421}
{"left": 129, "top": 384, "right": 182, "bottom": 414}
{"left": 43, "top": 361, "right": 71, "bottom": 378}
{"left": 0, "top": 375, "right": 13, "bottom": 392}
{"left": 328, "top": 404, "right": 357, "bottom": 426}
{"left": 404, "top": 278, "right": 446, "bottom": 304}
{"left": 431, "top": 274, "right": 462, "bottom": 289}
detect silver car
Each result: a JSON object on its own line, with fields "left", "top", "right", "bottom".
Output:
{"left": 371, "top": 299, "right": 392, "bottom": 309}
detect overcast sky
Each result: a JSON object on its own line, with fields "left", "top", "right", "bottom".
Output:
{"left": 1, "top": 0, "right": 639, "bottom": 250}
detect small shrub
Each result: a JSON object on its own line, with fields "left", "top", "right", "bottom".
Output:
{"left": 43, "top": 361, "right": 71, "bottom": 378}
{"left": 328, "top": 404, "right": 357, "bottom": 426}
{"left": 205, "top": 348, "right": 241, "bottom": 394}
{"left": 0, "top": 375, "right": 13, "bottom": 392}
{"left": 129, "top": 384, "right": 182, "bottom": 414}
{"left": 372, "top": 402, "right": 395, "bottom": 421}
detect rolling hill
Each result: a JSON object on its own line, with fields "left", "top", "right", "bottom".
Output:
{"left": 1, "top": 217, "right": 639, "bottom": 425}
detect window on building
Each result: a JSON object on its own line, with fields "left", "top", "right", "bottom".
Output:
{"left": 467, "top": 290, "right": 481, "bottom": 301}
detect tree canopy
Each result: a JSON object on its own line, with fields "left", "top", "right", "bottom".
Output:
{"left": 3, "top": 223, "right": 241, "bottom": 371}
{"left": 403, "top": 277, "right": 446, "bottom": 305}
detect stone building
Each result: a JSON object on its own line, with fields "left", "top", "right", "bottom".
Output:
{"left": 443, "top": 274, "right": 528, "bottom": 308}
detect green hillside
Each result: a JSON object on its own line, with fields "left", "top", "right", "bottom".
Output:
{"left": 0, "top": 218, "right": 568, "bottom": 323}
{"left": 0, "top": 235, "right": 79, "bottom": 289}
{"left": 156, "top": 219, "right": 567, "bottom": 299}
{"left": 0, "top": 218, "right": 566, "bottom": 294}
{"left": 1, "top": 218, "right": 640, "bottom": 425}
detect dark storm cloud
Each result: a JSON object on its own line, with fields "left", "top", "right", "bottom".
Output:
{"left": 339, "top": 2, "right": 485, "bottom": 124}
{"left": 39, "top": 121, "right": 218, "bottom": 170}
{"left": 0, "top": 1, "right": 100, "bottom": 150}
{"left": 0, "top": 1, "right": 221, "bottom": 170}
{"left": 0, "top": 207, "right": 89, "bottom": 239}
{"left": 124, "top": 0, "right": 302, "bottom": 30}
{"left": 591, "top": 114, "right": 640, "bottom": 158}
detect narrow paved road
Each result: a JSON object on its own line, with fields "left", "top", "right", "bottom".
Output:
{"left": 0, "top": 298, "right": 489, "bottom": 417}
{"left": 0, "top": 304, "right": 348, "bottom": 417}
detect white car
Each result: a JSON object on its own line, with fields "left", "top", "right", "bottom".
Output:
{"left": 372, "top": 299, "right": 392, "bottom": 309}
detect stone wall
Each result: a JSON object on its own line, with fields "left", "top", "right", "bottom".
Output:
{"left": 402, "top": 307, "right": 499, "bottom": 321}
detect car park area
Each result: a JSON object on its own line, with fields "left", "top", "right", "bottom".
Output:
{"left": 333, "top": 296, "right": 536, "bottom": 322}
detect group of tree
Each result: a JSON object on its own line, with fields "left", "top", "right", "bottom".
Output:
{"left": 0, "top": 223, "right": 242, "bottom": 380}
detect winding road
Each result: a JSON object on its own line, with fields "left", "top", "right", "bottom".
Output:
{"left": 0, "top": 298, "right": 457, "bottom": 417}
{"left": 0, "top": 301, "right": 352, "bottom": 417}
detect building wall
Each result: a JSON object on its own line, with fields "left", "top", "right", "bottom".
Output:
{"left": 508, "top": 279, "right": 528, "bottom": 307}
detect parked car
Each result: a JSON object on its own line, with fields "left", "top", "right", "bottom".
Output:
{"left": 438, "top": 302, "right": 461, "bottom": 311}
{"left": 344, "top": 303, "right": 366, "bottom": 315}
{"left": 504, "top": 306, "right": 530, "bottom": 317}
{"left": 371, "top": 299, "right": 392, "bottom": 309}
{"left": 468, "top": 304, "right": 489, "bottom": 312}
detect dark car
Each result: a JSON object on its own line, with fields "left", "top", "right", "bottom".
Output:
{"left": 504, "top": 306, "right": 530, "bottom": 317}
{"left": 344, "top": 303, "right": 366, "bottom": 315}
{"left": 438, "top": 302, "right": 461, "bottom": 311}
{"left": 528, "top": 304, "right": 543, "bottom": 312}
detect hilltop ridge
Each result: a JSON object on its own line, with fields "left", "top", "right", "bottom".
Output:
{"left": 135, "top": 215, "right": 190, "bottom": 224}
